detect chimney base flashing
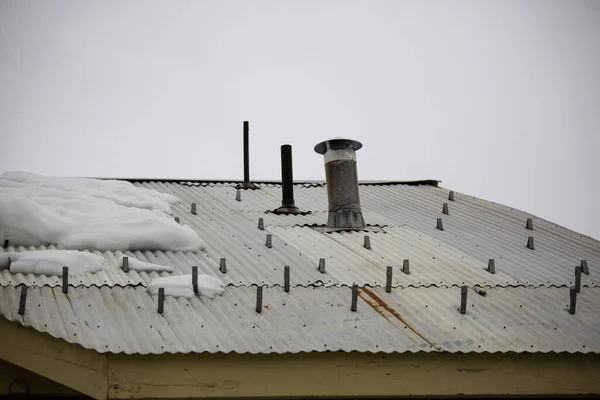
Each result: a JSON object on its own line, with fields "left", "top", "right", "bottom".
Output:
{"left": 274, "top": 206, "right": 300, "bottom": 215}
{"left": 327, "top": 209, "right": 365, "bottom": 230}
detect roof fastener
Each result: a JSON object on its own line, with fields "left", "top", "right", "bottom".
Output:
{"left": 460, "top": 285, "right": 468, "bottom": 314}
{"left": 236, "top": 190, "right": 242, "bottom": 202}
{"left": 526, "top": 236, "right": 535, "bottom": 250}
{"left": 526, "top": 218, "right": 533, "bottom": 230}
{"left": 581, "top": 260, "right": 589, "bottom": 275}
{"left": 363, "top": 236, "right": 371, "bottom": 250}
{"left": 350, "top": 284, "right": 358, "bottom": 312}
{"left": 258, "top": 217, "right": 264, "bottom": 230}
{"left": 575, "top": 266, "right": 582, "bottom": 293}
{"left": 569, "top": 286, "right": 577, "bottom": 314}
{"left": 448, "top": 191, "right": 455, "bottom": 201}
{"left": 256, "top": 286, "right": 263, "bottom": 313}
{"left": 191, "top": 203, "right": 197, "bottom": 215}
{"left": 158, "top": 288, "right": 165, "bottom": 314}
{"left": 265, "top": 234, "right": 272, "bottom": 248}
{"left": 385, "top": 266, "right": 393, "bottom": 293}
{"left": 174, "top": 217, "right": 180, "bottom": 224}
{"left": 219, "top": 258, "right": 227, "bottom": 274}
{"left": 62, "top": 266, "right": 68, "bottom": 294}
{"left": 18, "top": 286, "right": 27, "bottom": 316}
{"left": 487, "top": 259, "right": 495, "bottom": 274}
{"left": 402, "top": 259, "right": 410, "bottom": 275}
{"left": 284, "top": 266, "right": 290, "bottom": 293}
{"left": 192, "top": 266, "right": 198, "bottom": 295}
{"left": 122, "top": 256, "right": 129, "bottom": 273}
{"left": 436, "top": 218, "right": 444, "bottom": 231}
{"left": 318, "top": 258, "right": 326, "bottom": 274}
{"left": 442, "top": 203, "right": 449, "bottom": 215}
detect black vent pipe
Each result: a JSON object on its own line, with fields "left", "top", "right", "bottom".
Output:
{"left": 238, "top": 121, "right": 257, "bottom": 189}
{"left": 275, "top": 144, "right": 299, "bottom": 214}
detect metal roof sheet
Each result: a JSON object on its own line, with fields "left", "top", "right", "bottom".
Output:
{"left": 1, "top": 180, "right": 599, "bottom": 356}
{"left": 1, "top": 285, "right": 598, "bottom": 355}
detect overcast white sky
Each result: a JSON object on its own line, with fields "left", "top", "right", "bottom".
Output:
{"left": 0, "top": 0, "right": 598, "bottom": 239}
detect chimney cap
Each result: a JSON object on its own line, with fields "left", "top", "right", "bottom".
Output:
{"left": 314, "top": 137, "right": 362, "bottom": 155}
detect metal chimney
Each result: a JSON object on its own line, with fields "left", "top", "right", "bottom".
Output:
{"left": 314, "top": 137, "right": 365, "bottom": 229}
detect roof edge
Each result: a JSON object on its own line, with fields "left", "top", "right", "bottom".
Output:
{"left": 88, "top": 177, "right": 440, "bottom": 187}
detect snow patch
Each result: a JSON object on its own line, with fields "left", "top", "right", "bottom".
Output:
{"left": 0, "top": 171, "right": 204, "bottom": 252}
{"left": 147, "top": 274, "right": 225, "bottom": 298}
{"left": 0, "top": 250, "right": 108, "bottom": 276}
{"left": 119, "top": 257, "right": 173, "bottom": 273}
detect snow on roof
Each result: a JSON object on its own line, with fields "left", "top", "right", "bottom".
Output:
{"left": 0, "top": 172, "right": 204, "bottom": 252}
{"left": 0, "top": 250, "right": 108, "bottom": 276}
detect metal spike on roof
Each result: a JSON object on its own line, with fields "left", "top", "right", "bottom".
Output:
{"left": 236, "top": 190, "right": 242, "bottom": 202}
{"left": 526, "top": 218, "right": 533, "bottom": 230}
{"left": 350, "top": 284, "right": 358, "bottom": 312}
{"left": 157, "top": 288, "right": 165, "bottom": 314}
{"left": 527, "top": 236, "right": 535, "bottom": 250}
{"left": 569, "top": 287, "right": 577, "bottom": 314}
{"left": 122, "top": 257, "right": 129, "bottom": 273}
{"left": 62, "top": 266, "right": 68, "bottom": 294}
{"left": 284, "top": 266, "right": 290, "bottom": 293}
{"left": 436, "top": 218, "right": 444, "bottom": 231}
{"left": 443, "top": 203, "right": 449, "bottom": 215}
{"left": 487, "top": 259, "right": 496, "bottom": 274}
{"left": 402, "top": 259, "right": 410, "bottom": 275}
{"left": 575, "top": 266, "right": 582, "bottom": 293}
{"left": 192, "top": 266, "right": 198, "bottom": 295}
{"left": 318, "top": 258, "right": 326, "bottom": 274}
{"left": 174, "top": 217, "right": 180, "bottom": 224}
{"left": 219, "top": 258, "right": 227, "bottom": 274}
{"left": 265, "top": 234, "right": 272, "bottom": 248}
{"left": 191, "top": 203, "right": 197, "bottom": 215}
{"left": 18, "top": 286, "right": 27, "bottom": 316}
{"left": 448, "top": 191, "right": 455, "bottom": 201}
{"left": 258, "top": 217, "right": 264, "bottom": 230}
{"left": 363, "top": 236, "right": 371, "bottom": 250}
{"left": 460, "top": 286, "right": 468, "bottom": 314}
{"left": 385, "top": 266, "right": 393, "bottom": 293}
{"left": 256, "top": 286, "right": 263, "bottom": 313}
{"left": 581, "top": 260, "right": 589, "bottom": 275}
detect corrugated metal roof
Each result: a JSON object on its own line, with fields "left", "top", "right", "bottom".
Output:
{"left": 1, "top": 180, "right": 599, "bottom": 355}
{"left": 1, "top": 285, "right": 598, "bottom": 355}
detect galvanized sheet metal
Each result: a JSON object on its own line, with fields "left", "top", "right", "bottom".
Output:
{"left": 1, "top": 285, "right": 598, "bottom": 355}
{"left": 1, "top": 180, "right": 599, "bottom": 356}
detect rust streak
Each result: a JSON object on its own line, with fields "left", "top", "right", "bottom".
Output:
{"left": 360, "top": 287, "right": 441, "bottom": 351}
{"left": 357, "top": 291, "right": 417, "bottom": 345}
{"left": 50, "top": 287, "right": 56, "bottom": 301}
